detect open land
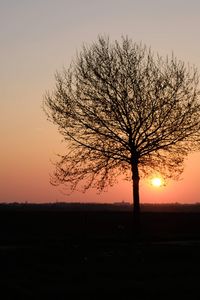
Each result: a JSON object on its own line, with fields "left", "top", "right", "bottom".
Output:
{"left": 0, "top": 203, "right": 200, "bottom": 299}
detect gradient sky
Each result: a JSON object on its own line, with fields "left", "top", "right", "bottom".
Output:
{"left": 1, "top": 0, "right": 200, "bottom": 204}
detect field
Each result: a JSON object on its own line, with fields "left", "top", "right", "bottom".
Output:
{"left": 0, "top": 204, "right": 200, "bottom": 299}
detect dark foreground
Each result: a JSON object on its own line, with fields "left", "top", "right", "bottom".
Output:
{"left": 0, "top": 207, "right": 200, "bottom": 299}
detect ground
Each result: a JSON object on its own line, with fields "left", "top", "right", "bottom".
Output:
{"left": 0, "top": 205, "right": 200, "bottom": 299}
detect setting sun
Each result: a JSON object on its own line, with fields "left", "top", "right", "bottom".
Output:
{"left": 151, "top": 177, "right": 162, "bottom": 187}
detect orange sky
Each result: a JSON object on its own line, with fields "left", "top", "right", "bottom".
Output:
{"left": 1, "top": 0, "right": 200, "bottom": 204}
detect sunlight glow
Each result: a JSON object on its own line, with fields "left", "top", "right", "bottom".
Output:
{"left": 151, "top": 177, "right": 162, "bottom": 187}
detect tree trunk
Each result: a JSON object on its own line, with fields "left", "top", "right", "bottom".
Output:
{"left": 131, "top": 161, "right": 140, "bottom": 233}
{"left": 132, "top": 162, "right": 140, "bottom": 214}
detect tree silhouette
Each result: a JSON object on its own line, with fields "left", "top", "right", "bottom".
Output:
{"left": 44, "top": 36, "right": 200, "bottom": 217}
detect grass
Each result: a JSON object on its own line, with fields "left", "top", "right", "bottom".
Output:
{"left": 0, "top": 205, "right": 200, "bottom": 299}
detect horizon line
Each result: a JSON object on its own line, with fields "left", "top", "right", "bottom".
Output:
{"left": 1, "top": 201, "right": 200, "bottom": 206}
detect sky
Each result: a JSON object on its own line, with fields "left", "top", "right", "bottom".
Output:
{"left": 1, "top": 0, "right": 200, "bottom": 204}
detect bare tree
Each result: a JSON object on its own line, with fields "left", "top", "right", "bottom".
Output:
{"left": 44, "top": 36, "right": 200, "bottom": 216}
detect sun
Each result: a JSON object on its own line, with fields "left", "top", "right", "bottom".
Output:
{"left": 151, "top": 177, "right": 162, "bottom": 187}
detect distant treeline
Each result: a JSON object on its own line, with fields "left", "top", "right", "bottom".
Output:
{"left": 1, "top": 202, "right": 200, "bottom": 212}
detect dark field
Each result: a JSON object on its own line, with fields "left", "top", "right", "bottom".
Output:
{"left": 1, "top": 204, "right": 200, "bottom": 299}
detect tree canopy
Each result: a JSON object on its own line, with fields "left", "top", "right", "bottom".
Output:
{"left": 44, "top": 36, "right": 200, "bottom": 212}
